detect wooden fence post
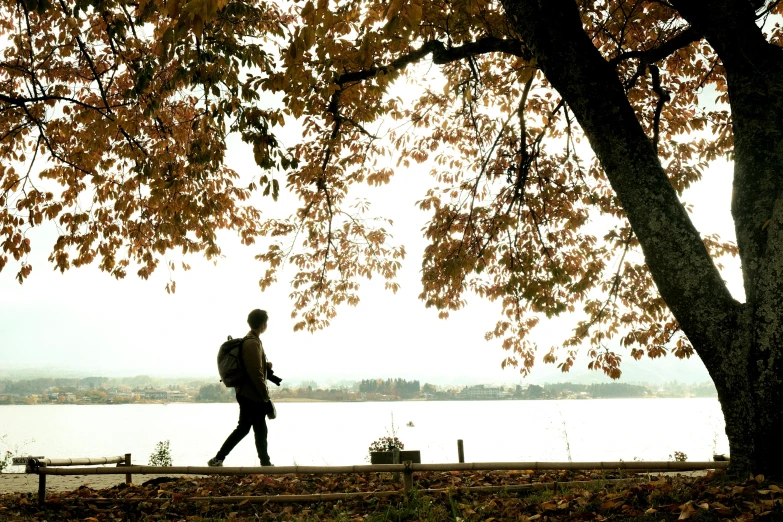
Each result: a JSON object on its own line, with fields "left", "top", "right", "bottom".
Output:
{"left": 37, "top": 463, "right": 46, "bottom": 506}
{"left": 402, "top": 460, "right": 413, "bottom": 492}
{"left": 125, "top": 453, "right": 132, "bottom": 485}
{"left": 392, "top": 447, "right": 400, "bottom": 482}
{"left": 457, "top": 440, "right": 464, "bottom": 463}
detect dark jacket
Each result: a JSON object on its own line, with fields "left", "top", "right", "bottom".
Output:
{"left": 235, "top": 331, "right": 269, "bottom": 403}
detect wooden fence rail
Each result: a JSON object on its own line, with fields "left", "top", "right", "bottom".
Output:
{"left": 27, "top": 457, "right": 729, "bottom": 506}
{"left": 36, "top": 460, "right": 728, "bottom": 476}
{"left": 32, "top": 456, "right": 126, "bottom": 467}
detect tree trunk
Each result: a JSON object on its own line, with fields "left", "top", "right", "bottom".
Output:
{"left": 503, "top": 0, "right": 783, "bottom": 477}
{"left": 711, "top": 315, "right": 783, "bottom": 477}
{"left": 666, "top": 0, "right": 783, "bottom": 479}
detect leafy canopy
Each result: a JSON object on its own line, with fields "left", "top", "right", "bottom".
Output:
{"left": 260, "top": 0, "right": 750, "bottom": 377}
{"left": 4, "top": 0, "right": 773, "bottom": 377}
{"left": 0, "top": 0, "right": 290, "bottom": 290}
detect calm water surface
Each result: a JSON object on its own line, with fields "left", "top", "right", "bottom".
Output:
{"left": 0, "top": 399, "right": 729, "bottom": 469}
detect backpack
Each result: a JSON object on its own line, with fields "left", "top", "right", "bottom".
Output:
{"left": 217, "top": 335, "right": 248, "bottom": 387}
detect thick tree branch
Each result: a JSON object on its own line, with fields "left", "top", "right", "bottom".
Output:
{"left": 755, "top": 0, "right": 782, "bottom": 19}
{"left": 0, "top": 92, "right": 122, "bottom": 112}
{"left": 670, "top": 3, "right": 783, "bottom": 466}
{"left": 669, "top": 0, "right": 783, "bottom": 305}
{"left": 670, "top": 0, "right": 779, "bottom": 70}
{"left": 337, "top": 37, "right": 529, "bottom": 86}
{"left": 501, "top": 0, "right": 738, "bottom": 367}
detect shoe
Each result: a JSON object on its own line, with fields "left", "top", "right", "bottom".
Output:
{"left": 207, "top": 457, "right": 224, "bottom": 467}
{"left": 261, "top": 462, "right": 274, "bottom": 467}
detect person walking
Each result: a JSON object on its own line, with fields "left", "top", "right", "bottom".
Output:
{"left": 208, "top": 309, "right": 274, "bottom": 467}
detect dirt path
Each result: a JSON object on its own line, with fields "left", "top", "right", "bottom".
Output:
{"left": 0, "top": 473, "right": 199, "bottom": 494}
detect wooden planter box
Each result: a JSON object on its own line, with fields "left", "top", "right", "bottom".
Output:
{"left": 369, "top": 450, "right": 421, "bottom": 464}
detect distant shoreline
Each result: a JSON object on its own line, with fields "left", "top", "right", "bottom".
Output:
{"left": 273, "top": 398, "right": 328, "bottom": 402}
{"left": 0, "top": 378, "right": 718, "bottom": 405}
{"left": 0, "top": 396, "right": 721, "bottom": 406}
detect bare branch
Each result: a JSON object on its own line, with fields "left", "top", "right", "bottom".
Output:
{"left": 648, "top": 64, "right": 671, "bottom": 152}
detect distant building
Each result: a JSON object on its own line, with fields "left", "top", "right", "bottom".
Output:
{"left": 461, "top": 385, "right": 501, "bottom": 400}
{"left": 166, "top": 391, "right": 187, "bottom": 402}
{"left": 141, "top": 390, "right": 187, "bottom": 401}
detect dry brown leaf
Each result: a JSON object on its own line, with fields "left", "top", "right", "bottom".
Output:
{"left": 710, "top": 502, "right": 731, "bottom": 510}
{"left": 678, "top": 501, "right": 696, "bottom": 520}
{"left": 600, "top": 499, "right": 623, "bottom": 510}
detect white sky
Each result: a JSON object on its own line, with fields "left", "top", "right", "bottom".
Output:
{"left": 0, "top": 59, "right": 743, "bottom": 387}
{"left": 0, "top": 127, "right": 740, "bottom": 386}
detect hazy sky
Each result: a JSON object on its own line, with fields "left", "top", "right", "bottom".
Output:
{"left": 0, "top": 87, "right": 742, "bottom": 387}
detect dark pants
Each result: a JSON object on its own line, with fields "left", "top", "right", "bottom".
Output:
{"left": 215, "top": 395, "right": 271, "bottom": 465}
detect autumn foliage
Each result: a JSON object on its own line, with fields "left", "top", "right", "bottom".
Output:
{"left": 0, "top": 0, "right": 291, "bottom": 289}
{"left": 5, "top": 0, "right": 783, "bottom": 474}
{"left": 0, "top": 0, "right": 768, "bottom": 372}
{"left": 257, "top": 0, "right": 753, "bottom": 376}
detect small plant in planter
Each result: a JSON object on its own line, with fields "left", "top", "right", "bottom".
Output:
{"left": 368, "top": 436, "right": 404, "bottom": 455}
{"left": 367, "top": 414, "right": 406, "bottom": 462}
{"left": 367, "top": 414, "right": 421, "bottom": 464}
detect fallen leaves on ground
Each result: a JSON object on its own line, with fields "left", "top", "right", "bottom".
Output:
{"left": 2, "top": 469, "right": 782, "bottom": 521}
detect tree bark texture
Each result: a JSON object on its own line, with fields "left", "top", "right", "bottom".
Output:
{"left": 501, "top": 0, "right": 783, "bottom": 477}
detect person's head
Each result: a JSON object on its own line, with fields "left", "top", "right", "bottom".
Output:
{"left": 247, "top": 309, "right": 269, "bottom": 334}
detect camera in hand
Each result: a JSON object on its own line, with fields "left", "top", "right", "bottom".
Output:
{"left": 267, "top": 368, "right": 283, "bottom": 387}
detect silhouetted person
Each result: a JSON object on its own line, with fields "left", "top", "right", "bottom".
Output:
{"left": 208, "top": 309, "right": 274, "bottom": 466}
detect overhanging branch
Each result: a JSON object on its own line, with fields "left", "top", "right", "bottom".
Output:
{"left": 608, "top": 25, "right": 702, "bottom": 68}
{"left": 337, "top": 37, "right": 529, "bottom": 87}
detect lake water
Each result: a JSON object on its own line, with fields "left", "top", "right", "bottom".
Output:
{"left": 0, "top": 399, "right": 729, "bottom": 470}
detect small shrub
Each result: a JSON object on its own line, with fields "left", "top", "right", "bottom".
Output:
{"left": 0, "top": 450, "right": 11, "bottom": 473}
{"left": 0, "top": 435, "right": 14, "bottom": 473}
{"left": 368, "top": 436, "right": 404, "bottom": 454}
{"left": 670, "top": 451, "right": 688, "bottom": 462}
{"left": 149, "top": 440, "right": 173, "bottom": 467}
